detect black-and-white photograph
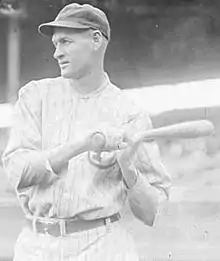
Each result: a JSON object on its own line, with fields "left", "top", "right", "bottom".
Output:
{"left": 0, "top": 0, "right": 220, "bottom": 260}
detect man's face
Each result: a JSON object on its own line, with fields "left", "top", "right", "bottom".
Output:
{"left": 52, "top": 28, "right": 94, "bottom": 79}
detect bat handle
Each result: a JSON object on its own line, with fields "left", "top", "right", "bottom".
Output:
{"left": 89, "top": 131, "right": 118, "bottom": 169}
{"left": 90, "top": 131, "right": 106, "bottom": 153}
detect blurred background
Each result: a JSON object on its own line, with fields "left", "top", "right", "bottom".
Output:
{"left": 1, "top": 0, "right": 220, "bottom": 260}
{"left": 1, "top": 0, "right": 220, "bottom": 101}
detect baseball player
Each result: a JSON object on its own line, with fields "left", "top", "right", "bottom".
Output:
{"left": 2, "top": 3, "right": 171, "bottom": 261}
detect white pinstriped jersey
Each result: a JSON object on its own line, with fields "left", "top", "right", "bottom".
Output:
{"left": 2, "top": 74, "right": 170, "bottom": 222}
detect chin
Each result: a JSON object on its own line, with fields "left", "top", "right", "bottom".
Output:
{"left": 60, "top": 69, "right": 80, "bottom": 79}
{"left": 60, "top": 70, "right": 72, "bottom": 79}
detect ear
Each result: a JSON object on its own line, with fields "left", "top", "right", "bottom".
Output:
{"left": 92, "top": 30, "right": 103, "bottom": 50}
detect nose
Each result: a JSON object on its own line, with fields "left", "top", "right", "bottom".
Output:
{"left": 53, "top": 44, "right": 64, "bottom": 60}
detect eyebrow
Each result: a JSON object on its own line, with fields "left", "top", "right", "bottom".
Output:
{"left": 52, "top": 36, "right": 70, "bottom": 45}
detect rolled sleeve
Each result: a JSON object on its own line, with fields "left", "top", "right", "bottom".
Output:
{"left": 2, "top": 81, "right": 58, "bottom": 192}
{"left": 133, "top": 140, "right": 171, "bottom": 200}
{"left": 128, "top": 141, "right": 171, "bottom": 225}
{"left": 119, "top": 109, "right": 171, "bottom": 226}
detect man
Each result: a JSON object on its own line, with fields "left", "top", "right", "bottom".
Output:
{"left": 2, "top": 3, "right": 171, "bottom": 261}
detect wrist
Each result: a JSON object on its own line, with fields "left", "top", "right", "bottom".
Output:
{"left": 44, "top": 158, "right": 60, "bottom": 183}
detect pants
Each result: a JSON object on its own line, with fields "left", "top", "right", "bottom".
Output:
{"left": 13, "top": 221, "right": 140, "bottom": 261}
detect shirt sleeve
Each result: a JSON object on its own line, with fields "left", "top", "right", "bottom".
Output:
{"left": 120, "top": 109, "right": 171, "bottom": 226}
{"left": 1, "top": 81, "right": 58, "bottom": 193}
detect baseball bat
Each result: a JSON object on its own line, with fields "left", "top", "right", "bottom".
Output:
{"left": 134, "top": 120, "right": 215, "bottom": 142}
{"left": 91, "top": 120, "right": 215, "bottom": 152}
{"left": 88, "top": 120, "right": 215, "bottom": 168}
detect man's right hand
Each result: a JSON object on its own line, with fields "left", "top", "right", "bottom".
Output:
{"left": 86, "top": 128, "right": 129, "bottom": 153}
{"left": 86, "top": 128, "right": 131, "bottom": 169}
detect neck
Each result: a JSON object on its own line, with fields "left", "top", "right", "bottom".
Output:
{"left": 70, "top": 66, "right": 106, "bottom": 95}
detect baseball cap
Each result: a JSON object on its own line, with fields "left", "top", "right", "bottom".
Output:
{"left": 38, "top": 3, "right": 110, "bottom": 40}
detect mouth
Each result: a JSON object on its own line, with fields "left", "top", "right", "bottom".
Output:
{"left": 59, "top": 62, "right": 69, "bottom": 68}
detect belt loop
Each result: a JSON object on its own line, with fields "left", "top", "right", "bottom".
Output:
{"left": 104, "top": 217, "right": 111, "bottom": 231}
{"left": 59, "top": 219, "right": 66, "bottom": 237}
{"left": 32, "top": 217, "right": 37, "bottom": 234}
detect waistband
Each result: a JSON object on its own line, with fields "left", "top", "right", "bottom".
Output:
{"left": 25, "top": 212, "right": 121, "bottom": 237}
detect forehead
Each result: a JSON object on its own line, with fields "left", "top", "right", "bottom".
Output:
{"left": 52, "top": 27, "right": 91, "bottom": 41}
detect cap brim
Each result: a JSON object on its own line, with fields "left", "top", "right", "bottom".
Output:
{"left": 38, "top": 21, "right": 91, "bottom": 37}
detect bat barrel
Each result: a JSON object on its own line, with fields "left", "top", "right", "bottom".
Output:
{"left": 90, "top": 120, "right": 215, "bottom": 152}
{"left": 134, "top": 120, "right": 215, "bottom": 143}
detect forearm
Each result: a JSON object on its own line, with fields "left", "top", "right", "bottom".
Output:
{"left": 3, "top": 139, "right": 89, "bottom": 190}
{"left": 48, "top": 139, "right": 88, "bottom": 174}
{"left": 119, "top": 163, "right": 161, "bottom": 226}
{"left": 127, "top": 172, "right": 164, "bottom": 226}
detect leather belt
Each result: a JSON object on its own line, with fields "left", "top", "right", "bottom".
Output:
{"left": 25, "top": 213, "right": 121, "bottom": 237}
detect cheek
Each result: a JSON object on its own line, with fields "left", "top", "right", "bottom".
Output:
{"left": 80, "top": 42, "right": 93, "bottom": 59}
{"left": 76, "top": 50, "right": 93, "bottom": 65}
{"left": 68, "top": 42, "right": 93, "bottom": 66}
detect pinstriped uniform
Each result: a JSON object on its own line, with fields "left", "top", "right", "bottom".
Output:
{"left": 2, "top": 74, "right": 171, "bottom": 260}
{"left": 14, "top": 222, "right": 139, "bottom": 261}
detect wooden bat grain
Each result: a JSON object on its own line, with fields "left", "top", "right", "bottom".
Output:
{"left": 91, "top": 120, "right": 215, "bottom": 152}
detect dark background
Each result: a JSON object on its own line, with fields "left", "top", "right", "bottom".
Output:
{"left": 1, "top": 0, "right": 220, "bottom": 102}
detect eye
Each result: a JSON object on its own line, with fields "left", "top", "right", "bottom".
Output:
{"left": 60, "top": 38, "right": 72, "bottom": 45}
{"left": 52, "top": 38, "right": 73, "bottom": 48}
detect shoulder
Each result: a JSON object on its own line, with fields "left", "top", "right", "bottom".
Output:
{"left": 106, "top": 83, "right": 142, "bottom": 110}
{"left": 110, "top": 83, "right": 151, "bottom": 115}
{"left": 19, "top": 77, "right": 65, "bottom": 97}
{"left": 19, "top": 77, "right": 66, "bottom": 99}
{"left": 106, "top": 82, "right": 152, "bottom": 130}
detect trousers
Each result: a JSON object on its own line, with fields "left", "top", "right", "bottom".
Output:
{"left": 13, "top": 221, "right": 140, "bottom": 261}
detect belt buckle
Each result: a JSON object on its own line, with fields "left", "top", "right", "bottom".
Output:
{"left": 31, "top": 218, "right": 51, "bottom": 236}
{"left": 45, "top": 219, "right": 55, "bottom": 236}
{"left": 44, "top": 226, "right": 50, "bottom": 236}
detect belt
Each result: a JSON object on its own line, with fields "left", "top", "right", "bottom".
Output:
{"left": 25, "top": 213, "right": 121, "bottom": 237}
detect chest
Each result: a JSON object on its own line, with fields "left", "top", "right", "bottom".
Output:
{"left": 41, "top": 94, "right": 125, "bottom": 148}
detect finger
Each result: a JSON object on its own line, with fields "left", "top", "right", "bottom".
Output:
{"left": 93, "top": 152, "right": 102, "bottom": 161}
{"left": 117, "top": 142, "right": 128, "bottom": 150}
{"left": 105, "top": 141, "right": 129, "bottom": 152}
{"left": 105, "top": 129, "right": 125, "bottom": 147}
{"left": 88, "top": 151, "right": 117, "bottom": 168}
{"left": 142, "top": 137, "right": 155, "bottom": 143}
{"left": 116, "top": 142, "right": 139, "bottom": 163}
